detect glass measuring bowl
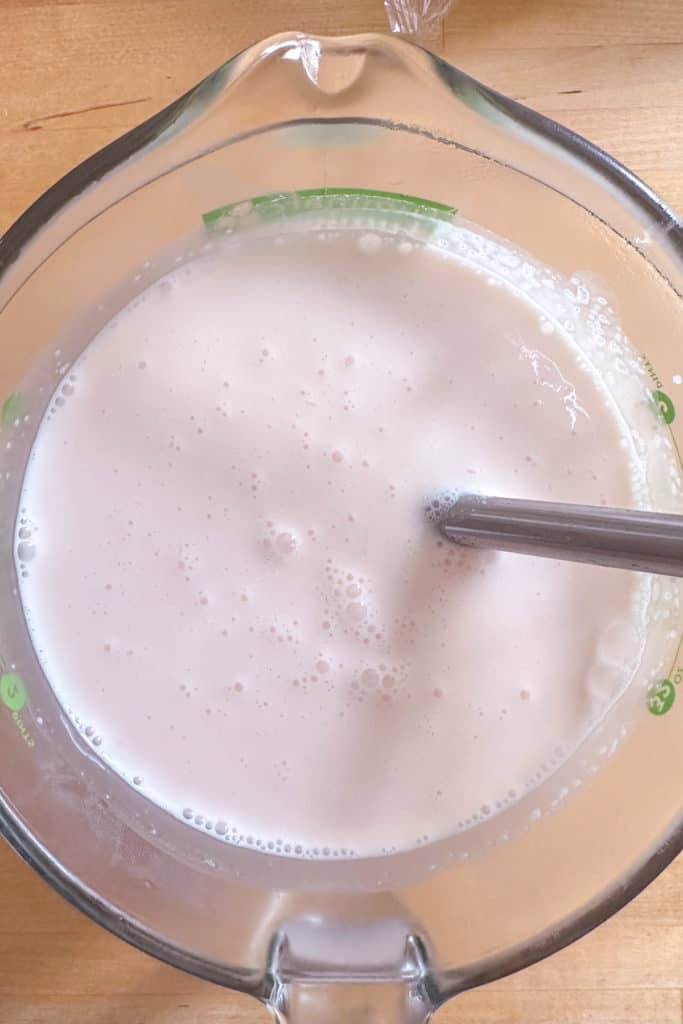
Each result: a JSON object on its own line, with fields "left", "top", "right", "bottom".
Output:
{"left": 0, "top": 32, "right": 682, "bottom": 1023}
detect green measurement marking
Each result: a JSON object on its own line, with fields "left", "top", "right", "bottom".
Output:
{"left": 1, "top": 392, "right": 22, "bottom": 428}
{"left": 0, "top": 673, "right": 26, "bottom": 713}
{"left": 292, "top": 188, "right": 454, "bottom": 213}
{"left": 202, "top": 188, "right": 456, "bottom": 229}
{"left": 645, "top": 373, "right": 683, "bottom": 705}
{"left": 651, "top": 388, "right": 676, "bottom": 425}
{"left": 647, "top": 678, "right": 676, "bottom": 716}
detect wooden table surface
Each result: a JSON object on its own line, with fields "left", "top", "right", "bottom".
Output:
{"left": 1, "top": 1, "right": 682, "bottom": 1021}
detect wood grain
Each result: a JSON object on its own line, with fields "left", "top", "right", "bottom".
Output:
{"left": 1, "top": 1, "right": 682, "bottom": 1021}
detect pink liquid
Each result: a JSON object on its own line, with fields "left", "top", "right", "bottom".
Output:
{"left": 15, "top": 223, "right": 668, "bottom": 857}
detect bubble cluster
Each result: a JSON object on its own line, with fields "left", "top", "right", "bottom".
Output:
{"left": 15, "top": 516, "right": 38, "bottom": 579}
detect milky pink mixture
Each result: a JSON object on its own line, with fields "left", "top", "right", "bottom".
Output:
{"left": 16, "top": 225, "right": 656, "bottom": 856}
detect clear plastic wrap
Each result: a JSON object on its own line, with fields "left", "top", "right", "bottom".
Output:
{"left": 383, "top": 0, "right": 453, "bottom": 40}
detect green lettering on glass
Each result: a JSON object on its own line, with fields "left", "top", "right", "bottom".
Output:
{"left": 651, "top": 389, "right": 675, "bottom": 425}
{"left": 647, "top": 678, "right": 676, "bottom": 716}
{"left": 1, "top": 392, "right": 22, "bottom": 428}
{"left": 0, "top": 673, "right": 26, "bottom": 713}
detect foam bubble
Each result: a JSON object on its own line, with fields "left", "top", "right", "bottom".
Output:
{"left": 357, "top": 233, "right": 382, "bottom": 255}
{"left": 275, "top": 532, "right": 298, "bottom": 556}
{"left": 16, "top": 541, "right": 36, "bottom": 562}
